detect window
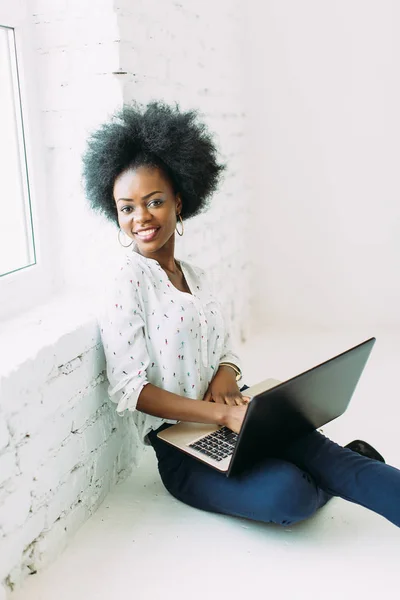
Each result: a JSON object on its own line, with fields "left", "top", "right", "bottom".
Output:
{"left": 0, "top": 2, "right": 53, "bottom": 324}
{"left": 0, "top": 24, "right": 36, "bottom": 277}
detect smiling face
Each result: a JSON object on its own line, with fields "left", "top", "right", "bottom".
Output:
{"left": 113, "top": 165, "right": 182, "bottom": 261}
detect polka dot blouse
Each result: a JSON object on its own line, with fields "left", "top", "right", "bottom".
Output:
{"left": 99, "top": 249, "right": 241, "bottom": 445}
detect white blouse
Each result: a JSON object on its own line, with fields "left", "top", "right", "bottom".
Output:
{"left": 99, "top": 248, "right": 241, "bottom": 447}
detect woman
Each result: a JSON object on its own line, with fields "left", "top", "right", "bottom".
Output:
{"left": 83, "top": 101, "right": 399, "bottom": 528}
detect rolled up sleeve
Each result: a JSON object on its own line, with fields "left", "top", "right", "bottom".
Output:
{"left": 99, "top": 272, "right": 150, "bottom": 414}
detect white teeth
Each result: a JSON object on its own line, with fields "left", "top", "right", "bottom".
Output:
{"left": 136, "top": 228, "right": 157, "bottom": 237}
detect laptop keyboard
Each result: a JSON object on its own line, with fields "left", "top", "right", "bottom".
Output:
{"left": 188, "top": 427, "right": 238, "bottom": 462}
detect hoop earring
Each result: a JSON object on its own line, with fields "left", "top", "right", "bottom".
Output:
{"left": 176, "top": 214, "right": 184, "bottom": 236}
{"left": 118, "top": 229, "right": 133, "bottom": 247}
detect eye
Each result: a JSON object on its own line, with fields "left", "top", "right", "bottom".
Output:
{"left": 148, "top": 199, "right": 163, "bottom": 207}
{"left": 121, "top": 206, "right": 133, "bottom": 213}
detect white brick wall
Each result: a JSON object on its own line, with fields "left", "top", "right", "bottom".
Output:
{"left": 0, "top": 309, "right": 138, "bottom": 591}
{"left": 0, "top": 0, "right": 251, "bottom": 593}
{"left": 116, "top": 0, "right": 252, "bottom": 343}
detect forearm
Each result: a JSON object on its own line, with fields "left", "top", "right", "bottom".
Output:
{"left": 136, "top": 383, "right": 229, "bottom": 425}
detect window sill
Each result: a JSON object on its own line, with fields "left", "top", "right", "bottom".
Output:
{"left": 0, "top": 291, "right": 102, "bottom": 379}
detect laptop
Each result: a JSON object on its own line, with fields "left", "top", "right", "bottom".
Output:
{"left": 158, "top": 337, "right": 376, "bottom": 477}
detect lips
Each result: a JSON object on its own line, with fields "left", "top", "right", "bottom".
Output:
{"left": 134, "top": 227, "right": 160, "bottom": 242}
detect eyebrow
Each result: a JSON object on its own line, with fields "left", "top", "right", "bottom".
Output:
{"left": 116, "top": 191, "right": 163, "bottom": 203}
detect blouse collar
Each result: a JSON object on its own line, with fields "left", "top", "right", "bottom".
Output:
{"left": 129, "top": 247, "right": 207, "bottom": 301}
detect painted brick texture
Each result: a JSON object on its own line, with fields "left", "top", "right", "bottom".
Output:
{"left": 0, "top": 317, "right": 139, "bottom": 590}
{"left": 1, "top": 0, "right": 251, "bottom": 593}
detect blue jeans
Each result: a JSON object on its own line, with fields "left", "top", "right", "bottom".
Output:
{"left": 148, "top": 387, "right": 400, "bottom": 527}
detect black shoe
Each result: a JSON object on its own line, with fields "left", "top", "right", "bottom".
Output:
{"left": 344, "top": 439, "right": 385, "bottom": 463}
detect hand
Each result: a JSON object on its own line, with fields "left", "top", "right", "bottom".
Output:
{"left": 222, "top": 404, "right": 248, "bottom": 434}
{"left": 203, "top": 365, "right": 250, "bottom": 406}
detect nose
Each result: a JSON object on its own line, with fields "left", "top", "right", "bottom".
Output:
{"left": 133, "top": 204, "right": 152, "bottom": 224}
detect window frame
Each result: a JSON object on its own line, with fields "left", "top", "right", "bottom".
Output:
{"left": 0, "top": 2, "right": 56, "bottom": 324}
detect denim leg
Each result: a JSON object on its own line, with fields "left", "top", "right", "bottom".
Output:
{"left": 149, "top": 429, "right": 331, "bottom": 526}
{"left": 283, "top": 431, "right": 400, "bottom": 527}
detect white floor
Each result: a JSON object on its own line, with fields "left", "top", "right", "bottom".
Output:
{"left": 10, "top": 329, "right": 400, "bottom": 600}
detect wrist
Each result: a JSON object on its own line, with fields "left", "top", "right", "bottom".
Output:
{"left": 219, "top": 362, "right": 242, "bottom": 382}
{"left": 214, "top": 403, "right": 231, "bottom": 427}
{"left": 218, "top": 364, "right": 237, "bottom": 379}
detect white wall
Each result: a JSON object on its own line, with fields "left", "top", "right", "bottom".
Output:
{"left": 28, "top": 0, "right": 253, "bottom": 345}
{"left": 0, "top": 306, "right": 138, "bottom": 591}
{"left": 3, "top": 0, "right": 400, "bottom": 594}
{"left": 0, "top": 0, "right": 251, "bottom": 593}
{"left": 28, "top": 0, "right": 123, "bottom": 296}
{"left": 247, "top": 0, "right": 400, "bottom": 331}
{"left": 116, "top": 0, "right": 253, "bottom": 343}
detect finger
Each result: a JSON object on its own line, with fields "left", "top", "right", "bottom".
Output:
{"left": 234, "top": 394, "right": 248, "bottom": 406}
{"left": 224, "top": 392, "right": 246, "bottom": 406}
{"left": 220, "top": 395, "right": 236, "bottom": 406}
{"left": 213, "top": 395, "right": 227, "bottom": 404}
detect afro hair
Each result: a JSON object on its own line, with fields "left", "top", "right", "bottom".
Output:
{"left": 82, "top": 100, "right": 226, "bottom": 226}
